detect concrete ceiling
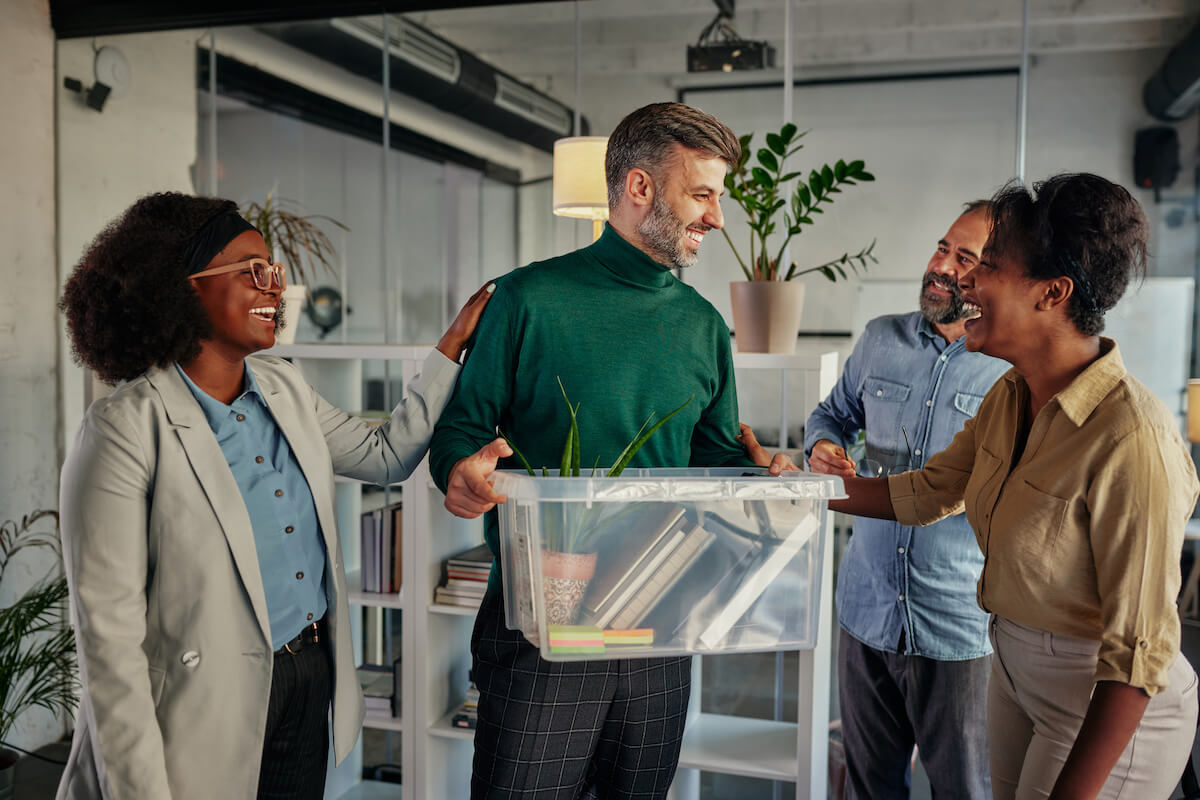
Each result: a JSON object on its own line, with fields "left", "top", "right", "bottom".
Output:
{"left": 406, "top": 0, "right": 1200, "bottom": 91}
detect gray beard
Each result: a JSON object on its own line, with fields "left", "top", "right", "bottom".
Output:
{"left": 637, "top": 192, "right": 697, "bottom": 270}
{"left": 918, "top": 274, "right": 969, "bottom": 325}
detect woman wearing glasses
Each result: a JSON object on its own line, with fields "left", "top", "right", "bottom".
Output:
{"left": 55, "top": 193, "right": 494, "bottom": 800}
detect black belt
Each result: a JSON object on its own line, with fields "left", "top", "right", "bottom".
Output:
{"left": 277, "top": 616, "right": 327, "bottom": 656}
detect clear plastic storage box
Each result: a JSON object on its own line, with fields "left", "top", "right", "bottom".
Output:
{"left": 492, "top": 467, "right": 844, "bottom": 661}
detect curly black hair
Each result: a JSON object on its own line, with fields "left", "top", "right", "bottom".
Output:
{"left": 60, "top": 193, "right": 238, "bottom": 384}
{"left": 985, "top": 173, "right": 1148, "bottom": 336}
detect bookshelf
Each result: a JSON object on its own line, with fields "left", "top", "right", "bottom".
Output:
{"left": 266, "top": 343, "right": 838, "bottom": 800}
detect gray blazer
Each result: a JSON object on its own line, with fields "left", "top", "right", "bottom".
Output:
{"left": 55, "top": 352, "right": 459, "bottom": 800}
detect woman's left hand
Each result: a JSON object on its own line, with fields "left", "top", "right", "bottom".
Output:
{"left": 436, "top": 281, "right": 496, "bottom": 362}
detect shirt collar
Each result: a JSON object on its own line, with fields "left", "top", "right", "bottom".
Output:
{"left": 584, "top": 223, "right": 679, "bottom": 289}
{"left": 174, "top": 362, "right": 268, "bottom": 430}
{"left": 914, "top": 313, "right": 957, "bottom": 352}
{"left": 1004, "top": 337, "right": 1125, "bottom": 427}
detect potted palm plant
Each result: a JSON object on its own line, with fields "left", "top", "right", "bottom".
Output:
{"left": 500, "top": 380, "right": 692, "bottom": 625}
{"left": 0, "top": 510, "right": 77, "bottom": 797}
{"left": 723, "top": 123, "right": 877, "bottom": 352}
{"left": 239, "top": 193, "right": 348, "bottom": 345}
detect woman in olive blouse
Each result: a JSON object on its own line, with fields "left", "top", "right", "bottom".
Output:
{"left": 827, "top": 173, "right": 1199, "bottom": 800}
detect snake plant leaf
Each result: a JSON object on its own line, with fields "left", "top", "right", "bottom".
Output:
{"left": 497, "top": 429, "right": 535, "bottom": 476}
{"left": 558, "top": 378, "right": 582, "bottom": 477}
{"left": 608, "top": 395, "right": 694, "bottom": 477}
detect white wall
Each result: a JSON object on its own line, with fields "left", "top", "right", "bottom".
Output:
{"left": 0, "top": 0, "right": 64, "bottom": 753}
{"left": 56, "top": 29, "right": 203, "bottom": 442}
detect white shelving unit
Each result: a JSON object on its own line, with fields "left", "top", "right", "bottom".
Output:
{"left": 268, "top": 343, "right": 838, "bottom": 800}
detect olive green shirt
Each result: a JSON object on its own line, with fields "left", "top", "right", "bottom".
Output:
{"left": 889, "top": 339, "right": 1198, "bottom": 696}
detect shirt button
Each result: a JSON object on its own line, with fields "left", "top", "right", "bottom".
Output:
{"left": 256, "top": 456, "right": 264, "bottom": 464}
{"left": 876, "top": 390, "right": 884, "bottom": 397}
{"left": 914, "top": 449, "right": 922, "bottom": 456}
{"left": 285, "top": 525, "right": 294, "bottom": 534}
{"left": 940, "top": 355, "right": 948, "bottom": 362}
{"left": 897, "top": 547, "right": 905, "bottom": 554}
{"left": 925, "top": 400, "right": 933, "bottom": 407}
{"left": 236, "top": 413, "right": 246, "bottom": 422}
{"left": 898, "top": 594, "right": 905, "bottom": 602}
{"left": 1139, "top": 640, "right": 1149, "bottom": 649}
{"left": 296, "top": 571, "right": 304, "bottom": 580}
{"left": 275, "top": 489, "right": 284, "bottom": 498}
{"left": 307, "top": 612, "right": 314, "bottom": 620}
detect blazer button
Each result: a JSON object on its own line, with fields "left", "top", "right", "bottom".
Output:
{"left": 181, "top": 650, "right": 201, "bottom": 668}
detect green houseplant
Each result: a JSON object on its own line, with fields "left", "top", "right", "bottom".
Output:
{"left": 239, "top": 193, "right": 348, "bottom": 344}
{"left": 723, "top": 123, "right": 877, "bottom": 352}
{"left": 500, "top": 380, "right": 692, "bottom": 624}
{"left": 0, "top": 510, "right": 77, "bottom": 791}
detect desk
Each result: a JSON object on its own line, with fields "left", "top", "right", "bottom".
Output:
{"left": 1178, "top": 519, "right": 1200, "bottom": 618}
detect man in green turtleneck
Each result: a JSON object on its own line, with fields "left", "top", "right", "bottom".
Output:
{"left": 430, "top": 102, "right": 786, "bottom": 800}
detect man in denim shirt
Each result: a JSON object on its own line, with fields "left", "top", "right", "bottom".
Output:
{"left": 806, "top": 202, "right": 1008, "bottom": 800}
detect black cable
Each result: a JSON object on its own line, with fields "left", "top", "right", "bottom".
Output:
{"left": 0, "top": 740, "right": 69, "bottom": 766}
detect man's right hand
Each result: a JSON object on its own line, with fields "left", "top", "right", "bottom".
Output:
{"left": 809, "top": 439, "right": 857, "bottom": 479}
{"left": 443, "top": 438, "right": 513, "bottom": 519}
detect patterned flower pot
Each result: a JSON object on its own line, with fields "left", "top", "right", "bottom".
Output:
{"left": 541, "top": 550, "right": 598, "bottom": 625}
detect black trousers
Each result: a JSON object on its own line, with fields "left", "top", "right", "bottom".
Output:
{"left": 257, "top": 636, "right": 333, "bottom": 800}
{"left": 470, "top": 586, "right": 691, "bottom": 800}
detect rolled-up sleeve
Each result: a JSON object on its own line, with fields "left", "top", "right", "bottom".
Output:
{"left": 889, "top": 412, "right": 977, "bottom": 527}
{"left": 1087, "top": 423, "right": 1198, "bottom": 696}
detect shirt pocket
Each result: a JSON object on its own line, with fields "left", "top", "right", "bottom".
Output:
{"left": 954, "top": 391, "right": 985, "bottom": 417}
{"left": 862, "top": 376, "right": 911, "bottom": 441}
{"left": 1009, "top": 479, "right": 1070, "bottom": 581}
{"left": 965, "top": 447, "right": 1005, "bottom": 532}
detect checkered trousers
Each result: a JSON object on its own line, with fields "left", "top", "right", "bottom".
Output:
{"left": 470, "top": 587, "right": 691, "bottom": 799}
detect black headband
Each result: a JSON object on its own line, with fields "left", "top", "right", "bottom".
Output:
{"left": 184, "top": 209, "right": 258, "bottom": 275}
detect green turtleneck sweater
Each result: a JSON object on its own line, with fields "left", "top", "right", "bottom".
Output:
{"left": 429, "top": 224, "right": 752, "bottom": 575}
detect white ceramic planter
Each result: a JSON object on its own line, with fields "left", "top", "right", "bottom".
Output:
{"left": 275, "top": 284, "right": 307, "bottom": 345}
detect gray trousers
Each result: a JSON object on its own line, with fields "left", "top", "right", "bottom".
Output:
{"left": 839, "top": 626, "right": 992, "bottom": 800}
{"left": 989, "top": 615, "right": 1198, "bottom": 800}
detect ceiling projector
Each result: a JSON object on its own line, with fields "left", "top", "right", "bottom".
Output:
{"left": 687, "top": 41, "right": 775, "bottom": 73}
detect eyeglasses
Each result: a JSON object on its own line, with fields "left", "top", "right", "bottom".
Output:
{"left": 857, "top": 426, "right": 915, "bottom": 478}
{"left": 190, "top": 258, "right": 287, "bottom": 291}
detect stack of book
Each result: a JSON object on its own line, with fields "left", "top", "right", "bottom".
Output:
{"left": 360, "top": 500, "right": 402, "bottom": 593}
{"left": 451, "top": 675, "right": 480, "bottom": 730}
{"left": 357, "top": 661, "right": 399, "bottom": 718}
{"left": 433, "top": 543, "right": 491, "bottom": 608}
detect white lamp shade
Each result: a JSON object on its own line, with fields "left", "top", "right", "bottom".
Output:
{"left": 553, "top": 136, "right": 610, "bottom": 220}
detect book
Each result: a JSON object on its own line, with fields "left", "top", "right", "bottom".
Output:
{"left": 434, "top": 589, "right": 484, "bottom": 608}
{"left": 608, "top": 523, "right": 717, "bottom": 630}
{"left": 359, "top": 501, "right": 402, "bottom": 593}
{"left": 446, "top": 543, "right": 493, "bottom": 569}
{"left": 580, "top": 504, "right": 688, "bottom": 627}
{"left": 357, "top": 663, "right": 394, "bottom": 715}
{"left": 698, "top": 514, "right": 818, "bottom": 649}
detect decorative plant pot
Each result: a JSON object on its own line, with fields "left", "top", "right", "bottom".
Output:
{"left": 541, "top": 550, "right": 598, "bottom": 625}
{"left": 275, "top": 284, "right": 307, "bottom": 346}
{"left": 729, "top": 280, "right": 806, "bottom": 353}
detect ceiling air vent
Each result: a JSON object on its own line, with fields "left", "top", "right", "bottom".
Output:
{"left": 331, "top": 16, "right": 460, "bottom": 84}
{"left": 494, "top": 74, "right": 572, "bottom": 136}
{"left": 260, "top": 16, "right": 585, "bottom": 152}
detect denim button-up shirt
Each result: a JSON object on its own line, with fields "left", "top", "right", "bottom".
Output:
{"left": 177, "top": 364, "right": 327, "bottom": 651}
{"left": 805, "top": 312, "right": 1009, "bottom": 659}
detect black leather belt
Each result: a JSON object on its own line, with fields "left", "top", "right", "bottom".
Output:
{"left": 277, "top": 616, "right": 327, "bottom": 656}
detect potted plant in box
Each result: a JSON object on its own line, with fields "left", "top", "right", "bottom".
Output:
{"left": 0, "top": 510, "right": 77, "bottom": 796}
{"left": 723, "top": 123, "right": 877, "bottom": 352}
{"left": 501, "top": 379, "right": 692, "bottom": 625}
{"left": 239, "top": 193, "right": 348, "bottom": 345}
